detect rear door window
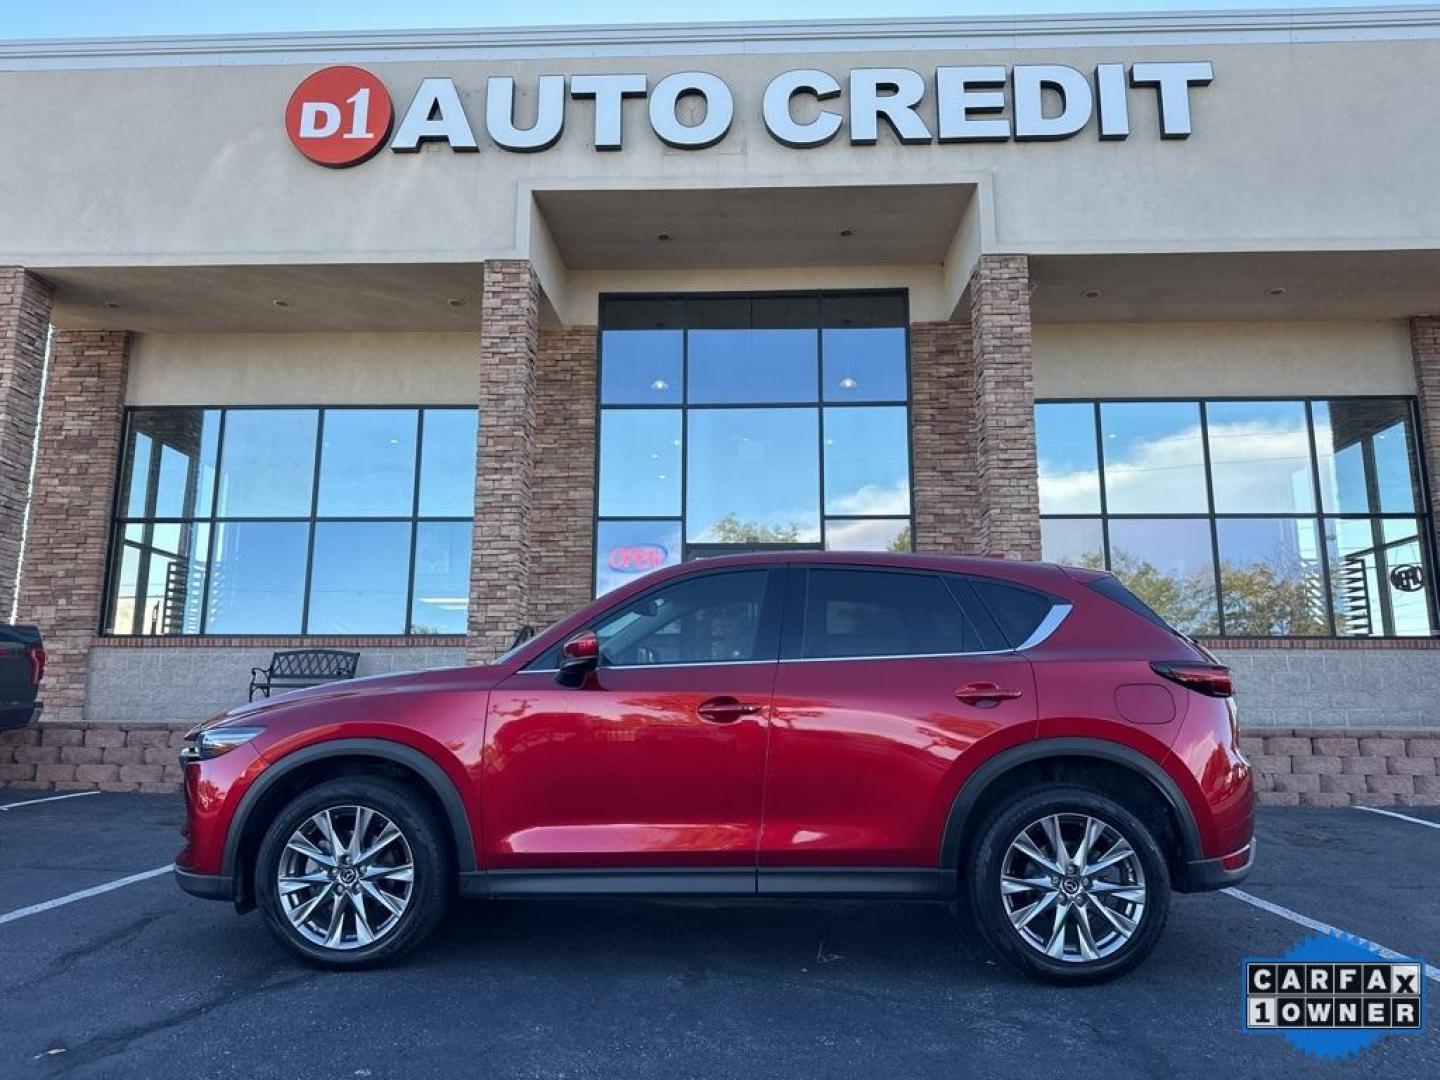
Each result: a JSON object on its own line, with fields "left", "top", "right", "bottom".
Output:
{"left": 966, "top": 577, "right": 1060, "bottom": 647}
{"left": 799, "top": 568, "right": 1000, "bottom": 659}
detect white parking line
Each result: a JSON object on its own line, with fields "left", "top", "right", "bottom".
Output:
{"left": 1223, "top": 887, "right": 1440, "bottom": 984}
{"left": 1353, "top": 804, "right": 1440, "bottom": 830}
{"left": 0, "top": 790, "right": 100, "bottom": 811}
{"left": 0, "top": 865, "right": 173, "bottom": 927}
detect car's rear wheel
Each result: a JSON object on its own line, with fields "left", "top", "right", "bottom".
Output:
{"left": 967, "top": 785, "right": 1171, "bottom": 984}
{"left": 255, "top": 776, "right": 450, "bottom": 968}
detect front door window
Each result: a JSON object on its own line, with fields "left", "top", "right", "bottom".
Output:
{"left": 594, "top": 569, "right": 773, "bottom": 666}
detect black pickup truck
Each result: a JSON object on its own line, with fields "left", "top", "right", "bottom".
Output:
{"left": 0, "top": 625, "right": 44, "bottom": 730}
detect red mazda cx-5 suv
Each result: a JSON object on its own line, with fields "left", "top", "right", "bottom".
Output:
{"left": 175, "top": 552, "right": 1253, "bottom": 983}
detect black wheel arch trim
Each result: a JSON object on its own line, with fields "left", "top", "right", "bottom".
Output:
{"left": 174, "top": 867, "right": 234, "bottom": 902}
{"left": 221, "top": 737, "right": 478, "bottom": 884}
{"left": 939, "top": 737, "right": 1204, "bottom": 870}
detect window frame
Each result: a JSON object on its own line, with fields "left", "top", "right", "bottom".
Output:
{"left": 593, "top": 290, "right": 917, "bottom": 597}
{"left": 1036, "top": 394, "right": 1439, "bottom": 639}
{"left": 102, "top": 403, "right": 477, "bottom": 638}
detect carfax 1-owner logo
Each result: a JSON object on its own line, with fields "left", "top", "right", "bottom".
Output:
{"left": 1243, "top": 931, "right": 1430, "bottom": 1060}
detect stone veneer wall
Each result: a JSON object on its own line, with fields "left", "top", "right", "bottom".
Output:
{"left": 467, "top": 260, "right": 540, "bottom": 664}
{"left": 15, "top": 330, "right": 130, "bottom": 724}
{"left": 968, "top": 255, "right": 1042, "bottom": 560}
{"left": 1412, "top": 316, "right": 1440, "bottom": 526}
{"left": 1241, "top": 729, "right": 1440, "bottom": 807}
{"left": 910, "top": 321, "right": 980, "bottom": 554}
{"left": 528, "top": 326, "right": 597, "bottom": 629}
{"left": 0, "top": 268, "right": 52, "bottom": 617}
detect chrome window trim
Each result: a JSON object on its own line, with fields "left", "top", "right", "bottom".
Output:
{"left": 516, "top": 657, "right": 777, "bottom": 674}
{"left": 1016, "top": 602, "right": 1072, "bottom": 650}
{"left": 523, "top": 620, "right": 1064, "bottom": 670}
{"left": 781, "top": 648, "right": 1015, "bottom": 664}
{"left": 521, "top": 648, "right": 1018, "bottom": 674}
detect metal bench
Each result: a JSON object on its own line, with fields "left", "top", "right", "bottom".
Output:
{"left": 248, "top": 649, "right": 360, "bottom": 701}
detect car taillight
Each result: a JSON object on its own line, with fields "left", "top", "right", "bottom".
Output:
{"left": 25, "top": 644, "right": 45, "bottom": 687}
{"left": 1150, "top": 660, "right": 1232, "bottom": 698}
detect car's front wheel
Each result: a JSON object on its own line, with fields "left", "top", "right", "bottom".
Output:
{"left": 967, "top": 785, "right": 1171, "bottom": 984}
{"left": 255, "top": 775, "right": 450, "bottom": 967}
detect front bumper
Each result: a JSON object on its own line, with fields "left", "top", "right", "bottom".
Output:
{"left": 1177, "top": 838, "right": 1255, "bottom": 892}
{"left": 174, "top": 867, "right": 234, "bottom": 902}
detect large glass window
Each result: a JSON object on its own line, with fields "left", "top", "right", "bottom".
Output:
{"left": 595, "top": 292, "right": 912, "bottom": 595}
{"left": 106, "top": 406, "right": 477, "bottom": 636}
{"left": 1037, "top": 398, "right": 1434, "bottom": 638}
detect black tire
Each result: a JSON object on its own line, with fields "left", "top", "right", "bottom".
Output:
{"left": 966, "top": 785, "right": 1171, "bottom": 985}
{"left": 255, "top": 775, "right": 451, "bottom": 968}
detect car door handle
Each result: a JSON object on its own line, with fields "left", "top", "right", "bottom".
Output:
{"left": 954, "top": 682, "right": 1024, "bottom": 705}
{"left": 696, "top": 696, "right": 762, "bottom": 724}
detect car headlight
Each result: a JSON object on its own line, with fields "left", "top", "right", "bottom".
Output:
{"left": 183, "top": 725, "right": 265, "bottom": 762}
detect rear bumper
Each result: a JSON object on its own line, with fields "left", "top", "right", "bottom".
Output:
{"left": 174, "top": 867, "right": 234, "bottom": 902}
{"left": 1177, "top": 838, "right": 1255, "bottom": 892}
{"left": 0, "top": 701, "right": 41, "bottom": 731}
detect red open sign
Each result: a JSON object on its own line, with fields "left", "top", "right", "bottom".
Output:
{"left": 608, "top": 544, "right": 668, "bottom": 573}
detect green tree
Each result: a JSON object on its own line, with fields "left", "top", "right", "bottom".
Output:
{"left": 705, "top": 513, "right": 802, "bottom": 544}
{"left": 1073, "top": 548, "right": 1326, "bottom": 636}
{"left": 1217, "top": 561, "right": 1327, "bottom": 636}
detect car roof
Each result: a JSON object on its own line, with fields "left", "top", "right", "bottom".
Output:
{"left": 659, "top": 550, "right": 1058, "bottom": 576}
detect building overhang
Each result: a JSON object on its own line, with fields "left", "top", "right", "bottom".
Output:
{"left": 1029, "top": 250, "right": 1440, "bottom": 323}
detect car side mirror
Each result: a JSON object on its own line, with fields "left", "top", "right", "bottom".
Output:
{"left": 555, "top": 630, "right": 600, "bottom": 687}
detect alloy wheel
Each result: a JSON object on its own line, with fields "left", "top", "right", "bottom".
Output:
{"left": 276, "top": 804, "right": 415, "bottom": 951}
{"left": 998, "top": 812, "right": 1147, "bottom": 963}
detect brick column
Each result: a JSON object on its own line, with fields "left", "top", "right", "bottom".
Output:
{"left": 969, "top": 254, "right": 1042, "bottom": 560}
{"left": 0, "top": 268, "right": 53, "bottom": 616}
{"left": 1411, "top": 318, "right": 1440, "bottom": 531}
{"left": 17, "top": 330, "right": 130, "bottom": 723}
{"left": 910, "top": 321, "right": 979, "bottom": 554}
{"left": 530, "top": 326, "right": 597, "bottom": 628}
{"left": 467, "top": 261, "right": 540, "bottom": 664}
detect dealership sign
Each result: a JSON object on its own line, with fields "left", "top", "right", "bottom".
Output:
{"left": 286, "top": 62, "right": 1213, "bottom": 167}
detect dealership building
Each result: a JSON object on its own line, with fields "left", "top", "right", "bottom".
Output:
{"left": 3, "top": 6, "right": 1440, "bottom": 801}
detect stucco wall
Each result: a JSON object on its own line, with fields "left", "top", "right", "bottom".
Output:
{"left": 5, "top": 33, "right": 1440, "bottom": 271}
{"left": 1033, "top": 320, "right": 1414, "bottom": 398}
{"left": 128, "top": 319, "right": 1417, "bottom": 407}
{"left": 126, "top": 331, "right": 478, "bottom": 405}
{"left": 85, "top": 645, "right": 466, "bottom": 725}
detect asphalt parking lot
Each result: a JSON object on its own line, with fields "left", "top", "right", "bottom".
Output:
{"left": 0, "top": 793, "right": 1436, "bottom": 1080}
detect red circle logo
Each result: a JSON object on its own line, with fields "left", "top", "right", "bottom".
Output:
{"left": 285, "top": 66, "right": 393, "bottom": 168}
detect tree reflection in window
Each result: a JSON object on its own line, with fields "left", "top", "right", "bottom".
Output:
{"left": 1038, "top": 398, "right": 1433, "bottom": 638}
